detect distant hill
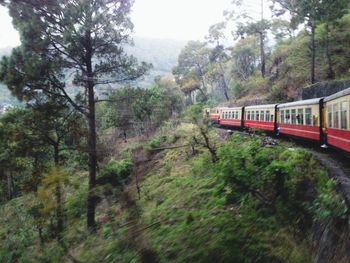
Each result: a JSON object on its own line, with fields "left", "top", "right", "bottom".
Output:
{"left": 0, "top": 47, "right": 18, "bottom": 106}
{"left": 128, "top": 37, "right": 185, "bottom": 86}
{"left": 0, "top": 37, "right": 185, "bottom": 105}
{"left": 0, "top": 47, "right": 12, "bottom": 58}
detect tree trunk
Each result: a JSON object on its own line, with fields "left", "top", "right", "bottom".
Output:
{"left": 87, "top": 78, "right": 97, "bottom": 232}
{"left": 310, "top": 21, "right": 316, "bottom": 84}
{"left": 53, "top": 143, "right": 64, "bottom": 239}
{"left": 54, "top": 143, "right": 59, "bottom": 165}
{"left": 218, "top": 62, "right": 229, "bottom": 101}
{"left": 199, "top": 127, "right": 218, "bottom": 163}
{"left": 325, "top": 23, "right": 335, "bottom": 80}
{"left": 259, "top": 31, "right": 265, "bottom": 78}
{"left": 84, "top": 25, "right": 97, "bottom": 232}
{"left": 6, "top": 171, "right": 14, "bottom": 200}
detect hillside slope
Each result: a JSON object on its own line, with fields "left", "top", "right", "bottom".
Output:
{"left": 1, "top": 124, "right": 349, "bottom": 262}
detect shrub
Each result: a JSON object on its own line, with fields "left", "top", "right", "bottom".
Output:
{"left": 97, "top": 159, "right": 133, "bottom": 187}
{"left": 312, "top": 175, "right": 348, "bottom": 220}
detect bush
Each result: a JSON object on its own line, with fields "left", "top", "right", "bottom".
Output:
{"left": 312, "top": 175, "right": 348, "bottom": 220}
{"left": 97, "top": 159, "right": 133, "bottom": 187}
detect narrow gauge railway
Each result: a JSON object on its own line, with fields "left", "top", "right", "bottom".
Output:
{"left": 205, "top": 87, "right": 350, "bottom": 154}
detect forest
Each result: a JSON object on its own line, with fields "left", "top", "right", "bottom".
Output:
{"left": 1, "top": 0, "right": 350, "bottom": 262}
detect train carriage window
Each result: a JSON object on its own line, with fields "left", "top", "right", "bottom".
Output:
{"left": 340, "top": 101, "right": 347, "bottom": 130}
{"left": 235, "top": 111, "right": 239, "bottom": 119}
{"left": 327, "top": 105, "right": 333, "bottom": 128}
{"left": 251, "top": 111, "right": 255, "bottom": 120}
{"left": 297, "top": 108, "right": 304, "bottom": 125}
{"left": 247, "top": 111, "right": 251, "bottom": 120}
{"left": 266, "top": 110, "right": 270, "bottom": 122}
{"left": 280, "top": 110, "right": 285, "bottom": 124}
{"left": 271, "top": 114, "right": 274, "bottom": 121}
{"left": 286, "top": 109, "right": 290, "bottom": 124}
{"left": 333, "top": 103, "right": 339, "bottom": 128}
{"left": 256, "top": 111, "right": 259, "bottom": 121}
{"left": 260, "top": 111, "right": 265, "bottom": 121}
{"left": 305, "top": 108, "right": 312, "bottom": 125}
{"left": 291, "top": 109, "right": 296, "bottom": 124}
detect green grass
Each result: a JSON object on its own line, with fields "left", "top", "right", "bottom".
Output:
{"left": 136, "top": 132, "right": 341, "bottom": 263}
{"left": 0, "top": 129, "right": 345, "bottom": 263}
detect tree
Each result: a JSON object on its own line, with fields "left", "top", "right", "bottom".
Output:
{"left": 272, "top": 0, "right": 348, "bottom": 83}
{"left": 0, "top": 0, "right": 149, "bottom": 232}
{"left": 317, "top": 1, "right": 348, "bottom": 79}
{"left": 206, "top": 25, "right": 231, "bottom": 101}
{"left": 236, "top": 20, "right": 271, "bottom": 78}
{"left": 28, "top": 100, "right": 85, "bottom": 237}
{"left": 186, "top": 105, "right": 218, "bottom": 163}
{"left": 231, "top": 37, "right": 259, "bottom": 81}
{"left": 173, "top": 41, "right": 211, "bottom": 102}
{"left": 0, "top": 108, "right": 46, "bottom": 201}
{"left": 98, "top": 76, "right": 183, "bottom": 137}
{"left": 224, "top": 0, "right": 270, "bottom": 78}
{"left": 270, "top": 19, "right": 295, "bottom": 42}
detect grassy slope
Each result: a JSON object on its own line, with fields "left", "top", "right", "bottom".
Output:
{"left": 137, "top": 127, "right": 313, "bottom": 263}
{"left": 0, "top": 124, "right": 347, "bottom": 262}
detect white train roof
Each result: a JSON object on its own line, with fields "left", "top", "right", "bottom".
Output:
{"left": 245, "top": 104, "right": 276, "bottom": 110}
{"left": 324, "top": 87, "right": 350, "bottom": 102}
{"left": 277, "top": 98, "right": 322, "bottom": 108}
{"left": 220, "top": 106, "right": 243, "bottom": 111}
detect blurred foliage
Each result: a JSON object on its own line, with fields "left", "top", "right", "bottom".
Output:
{"left": 97, "top": 159, "right": 133, "bottom": 188}
{"left": 96, "top": 76, "right": 184, "bottom": 137}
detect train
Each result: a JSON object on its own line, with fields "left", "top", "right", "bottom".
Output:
{"left": 205, "top": 87, "right": 350, "bottom": 153}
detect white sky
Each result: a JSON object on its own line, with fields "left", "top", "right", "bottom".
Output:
{"left": 0, "top": 0, "right": 272, "bottom": 48}
{"left": 0, "top": 7, "right": 20, "bottom": 48}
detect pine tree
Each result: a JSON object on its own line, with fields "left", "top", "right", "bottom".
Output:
{"left": 0, "top": 0, "right": 149, "bottom": 232}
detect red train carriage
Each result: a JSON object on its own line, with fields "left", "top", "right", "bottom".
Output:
{"left": 244, "top": 104, "right": 276, "bottom": 131}
{"left": 324, "top": 88, "right": 350, "bottom": 152}
{"left": 220, "top": 107, "right": 244, "bottom": 127}
{"left": 207, "top": 107, "right": 221, "bottom": 123}
{"left": 277, "top": 98, "right": 323, "bottom": 141}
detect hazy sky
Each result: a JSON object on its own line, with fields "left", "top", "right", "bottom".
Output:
{"left": 0, "top": 0, "right": 270, "bottom": 48}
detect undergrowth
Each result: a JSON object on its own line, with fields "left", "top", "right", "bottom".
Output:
{"left": 0, "top": 127, "right": 346, "bottom": 262}
{"left": 138, "top": 131, "right": 345, "bottom": 263}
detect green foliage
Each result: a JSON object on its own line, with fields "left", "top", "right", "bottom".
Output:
{"left": 144, "top": 138, "right": 162, "bottom": 151}
{"left": 97, "top": 159, "right": 133, "bottom": 188}
{"left": 138, "top": 132, "right": 322, "bottom": 262}
{"left": 65, "top": 175, "right": 88, "bottom": 220}
{"left": 96, "top": 77, "right": 183, "bottom": 135}
{"left": 0, "top": 195, "right": 40, "bottom": 263}
{"left": 312, "top": 175, "right": 348, "bottom": 220}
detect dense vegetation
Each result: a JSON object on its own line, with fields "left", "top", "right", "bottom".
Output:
{"left": 1, "top": 0, "right": 350, "bottom": 262}
{"left": 173, "top": 0, "right": 350, "bottom": 104}
{"left": 1, "top": 118, "right": 348, "bottom": 262}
